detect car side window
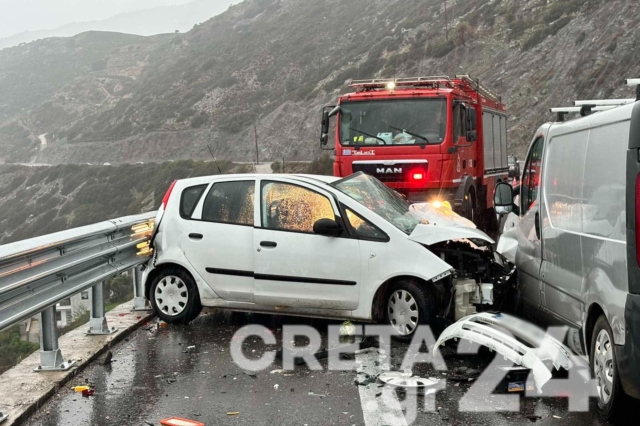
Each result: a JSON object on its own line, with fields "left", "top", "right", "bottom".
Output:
{"left": 521, "top": 137, "right": 544, "bottom": 216}
{"left": 345, "top": 209, "right": 388, "bottom": 241}
{"left": 202, "top": 181, "right": 255, "bottom": 226}
{"left": 261, "top": 182, "right": 335, "bottom": 233}
{"left": 180, "top": 184, "right": 207, "bottom": 219}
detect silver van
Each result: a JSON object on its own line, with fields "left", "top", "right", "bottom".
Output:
{"left": 494, "top": 100, "right": 640, "bottom": 420}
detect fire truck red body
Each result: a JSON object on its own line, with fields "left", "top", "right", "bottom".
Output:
{"left": 320, "top": 75, "right": 509, "bottom": 229}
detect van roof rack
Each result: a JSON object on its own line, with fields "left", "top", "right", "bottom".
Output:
{"left": 626, "top": 79, "right": 640, "bottom": 101}
{"left": 574, "top": 99, "right": 635, "bottom": 106}
{"left": 552, "top": 79, "right": 640, "bottom": 122}
{"left": 550, "top": 106, "right": 617, "bottom": 122}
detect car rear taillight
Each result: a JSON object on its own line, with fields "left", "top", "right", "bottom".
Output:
{"left": 636, "top": 173, "right": 640, "bottom": 267}
{"left": 161, "top": 180, "right": 177, "bottom": 211}
{"left": 152, "top": 180, "right": 177, "bottom": 243}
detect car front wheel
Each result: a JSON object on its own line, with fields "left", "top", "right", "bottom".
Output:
{"left": 150, "top": 267, "right": 202, "bottom": 324}
{"left": 591, "top": 315, "right": 630, "bottom": 421}
{"left": 385, "top": 280, "right": 436, "bottom": 342}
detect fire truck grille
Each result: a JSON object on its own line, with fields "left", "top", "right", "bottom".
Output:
{"left": 351, "top": 163, "right": 428, "bottom": 183}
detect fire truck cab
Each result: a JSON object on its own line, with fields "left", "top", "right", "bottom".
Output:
{"left": 320, "top": 75, "right": 509, "bottom": 230}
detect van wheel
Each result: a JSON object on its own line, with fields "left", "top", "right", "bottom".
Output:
{"left": 590, "top": 315, "right": 630, "bottom": 421}
{"left": 385, "top": 280, "right": 436, "bottom": 342}
{"left": 150, "top": 267, "right": 202, "bottom": 325}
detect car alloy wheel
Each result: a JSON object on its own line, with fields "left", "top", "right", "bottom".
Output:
{"left": 594, "top": 329, "right": 614, "bottom": 404}
{"left": 154, "top": 275, "right": 189, "bottom": 316}
{"left": 388, "top": 289, "right": 419, "bottom": 336}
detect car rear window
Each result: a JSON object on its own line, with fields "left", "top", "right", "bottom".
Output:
{"left": 180, "top": 184, "right": 207, "bottom": 219}
{"left": 202, "top": 181, "right": 255, "bottom": 226}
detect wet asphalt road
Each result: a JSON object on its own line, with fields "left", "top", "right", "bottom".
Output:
{"left": 25, "top": 310, "right": 611, "bottom": 426}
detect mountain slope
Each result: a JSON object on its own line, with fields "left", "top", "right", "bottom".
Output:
{"left": 0, "top": 0, "right": 237, "bottom": 50}
{"left": 0, "top": 0, "right": 638, "bottom": 165}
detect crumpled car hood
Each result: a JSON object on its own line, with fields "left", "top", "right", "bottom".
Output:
{"left": 433, "top": 312, "right": 575, "bottom": 392}
{"left": 408, "top": 223, "right": 495, "bottom": 246}
{"left": 410, "top": 203, "right": 477, "bottom": 228}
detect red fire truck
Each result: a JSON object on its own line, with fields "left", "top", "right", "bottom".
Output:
{"left": 320, "top": 75, "right": 509, "bottom": 230}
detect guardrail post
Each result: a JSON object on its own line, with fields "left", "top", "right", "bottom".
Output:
{"left": 87, "top": 281, "right": 117, "bottom": 335}
{"left": 34, "top": 306, "right": 76, "bottom": 372}
{"left": 133, "top": 266, "right": 151, "bottom": 311}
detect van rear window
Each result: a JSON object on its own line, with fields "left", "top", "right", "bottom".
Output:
{"left": 180, "top": 185, "right": 207, "bottom": 219}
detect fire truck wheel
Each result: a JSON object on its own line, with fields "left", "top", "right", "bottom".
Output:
{"left": 463, "top": 191, "right": 477, "bottom": 224}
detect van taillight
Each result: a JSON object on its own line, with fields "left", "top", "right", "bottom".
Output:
{"left": 636, "top": 174, "right": 640, "bottom": 267}
{"left": 161, "top": 180, "right": 177, "bottom": 210}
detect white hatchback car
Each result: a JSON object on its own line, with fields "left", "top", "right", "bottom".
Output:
{"left": 143, "top": 172, "right": 500, "bottom": 339}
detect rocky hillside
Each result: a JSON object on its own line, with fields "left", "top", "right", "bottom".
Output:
{"left": 0, "top": 161, "right": 235, "bottom": 244}
{"left": 0, "top": 0, "right": 638, "bottom": 165}
{"left": 0, "top": 156, "right": 331, "bottom": 244}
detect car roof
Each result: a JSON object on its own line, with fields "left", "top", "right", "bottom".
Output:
{"left": 174, "top": 173, "right": 341, "bottom": 188}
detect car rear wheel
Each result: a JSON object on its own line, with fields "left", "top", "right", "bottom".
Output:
{"left": 385, "top": 280, "right": 436, "bottom": 342}
{"left": 150, "top": 267, "right": 202, "bottom": 325}
{"left": 590, "top": 315, "right": 630, "bottom": 421}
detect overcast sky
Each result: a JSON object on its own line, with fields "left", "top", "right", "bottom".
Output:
{"left": 0, "top": 0, "right": 235, "bottom": 39}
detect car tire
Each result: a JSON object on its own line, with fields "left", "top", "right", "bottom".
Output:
{"left": 150, "top": 267, "right": 202, "bottom": 325}
{"left": 385, "top": 280, "right": 436, "bottom": 342}
{"left": 590, "top": 315, "right": 630, "bottom": 421}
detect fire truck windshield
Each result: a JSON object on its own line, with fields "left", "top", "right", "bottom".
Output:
{"left": 339, "top": 98, "right": 446, "bottom": 146}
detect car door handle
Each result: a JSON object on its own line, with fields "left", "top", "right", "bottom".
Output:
{"left": 534, "top": 212, "right": 540, "bottom": 240}
{"left": 189, "top": 233, "right": 203, "bottom": 240}
{"left": 260, "top": 241, "right": 277, "bottom": 248}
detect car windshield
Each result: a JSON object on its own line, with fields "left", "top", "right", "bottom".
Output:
{"left": 332, "top": 173, "right": 423, "bottom": 234}
{"left": 339, "top": 99, "right": 447, "bottom": 146}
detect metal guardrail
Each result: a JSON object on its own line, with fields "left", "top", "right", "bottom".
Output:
{"left": 0, "top": 212, "right": 156, "bottom": 332}
{"left": 0, "top": 211, "right": 155, "bottom": 384}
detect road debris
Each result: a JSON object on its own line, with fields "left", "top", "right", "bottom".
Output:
{"left": 72, "top": 386, "right": 90, "bottom": 393}
{"left": 102, "top": 350, "right": 113, "bottom": 365}
{"left": 274, "top": 384, "right": 279, "bottom": 390}
{"left": 270, "top": 369, "right": 284, "bottom": 375}
{"left": 227, "top": 412, "right": 240, "bottom": 416}
{"left": 378, "top": 371, "right": 439, "bottom": 395}
{"left": 434, "top": 312, "right": 575, "bottom": 392}
{"left": 160, "top": 417, "right": 205, "bottom": 426}
{"left": 308, "top": 392, "right": 326, "bottom": 398}
{"left": 81, "top": 389, "right": 95, "bottom": 397}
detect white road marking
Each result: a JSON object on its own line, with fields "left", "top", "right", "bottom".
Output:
{"left": 356, "top": 349, "right": 408, "bottom": 426}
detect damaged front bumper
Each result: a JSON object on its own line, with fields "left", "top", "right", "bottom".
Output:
{"left": 433, "top": 312, "right": 575, "bottom": 392}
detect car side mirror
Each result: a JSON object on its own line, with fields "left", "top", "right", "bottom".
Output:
{"left": 494, "top": 182, "right": 514, "bottom": 215}
{"left": 313, "top": 218, "right": 343, "bottom": 237}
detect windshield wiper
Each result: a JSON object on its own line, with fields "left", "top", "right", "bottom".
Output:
{"left": 388, "top": 125, "right": 431, "bottom": 145}
{"left": 349, "top": 127, "right": 387, "bottom": 145}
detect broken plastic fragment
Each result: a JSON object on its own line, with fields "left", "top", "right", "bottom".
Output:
{"left": 434, "top": 313, "right": 576, "bottom": 392}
